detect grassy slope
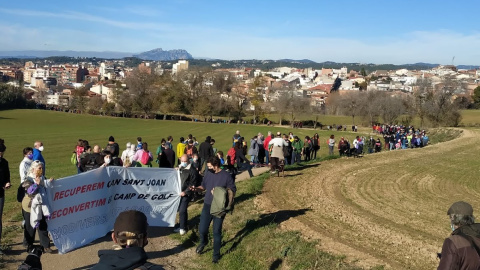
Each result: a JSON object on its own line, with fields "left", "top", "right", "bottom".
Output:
{"left": 0, "top": 110, "right": 363, "bottom": 236}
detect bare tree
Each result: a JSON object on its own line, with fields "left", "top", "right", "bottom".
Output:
{"left": 112, "top": 87, "right": 133, "bottom": 117}
{"left": 125, "top": 69, "right": 160, "bottom": 118}
{"left": 379, "top": 95, "right": 405, "bottom": 124}
{"left": 70, "top": 88, "right": 89, "bottom": 112}
{"left": 423, "top": 76, "right": 462, "bottom": 127}
{"left": 337, "top": 92, "right": 362, "bottom": 125}
{"left": 358, "top": 90, "right": 382, "bottom": 125}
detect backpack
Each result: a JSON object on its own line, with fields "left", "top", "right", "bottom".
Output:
{"left": 84, "top": 155, "right": 100, "bottom": 171}
{"left": 210, "top": 186, "right": 235, "bottom": 218}
{"left": 70, "top": 152, "right": 77, "bottom": 165}
{"left": 227, "top": 147, "right": 236, "bottom": 166}
{"left": 140, "top": 151, "right": 151, "bottom": 165}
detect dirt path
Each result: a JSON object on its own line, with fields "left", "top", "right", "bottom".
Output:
{"left": 258, "top": 128, "right": 480, "bottom": 269}
{"left": 2, "top": 167, "right": 268, "bottom": 270}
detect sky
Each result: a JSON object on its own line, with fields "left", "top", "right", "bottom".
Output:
{"left": 1, "top": 0, "right": 479, "bottom": 65}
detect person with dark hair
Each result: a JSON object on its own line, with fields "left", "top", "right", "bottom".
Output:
{"left": 176, "top": 137, "right": 186, "bottom": 166}
{"left": 136, "top": 137, "right": 143, "bottom": 150}
{"left": 198, "top": 136, "right": 214, "bottom": 173}
{"left": 292, "top": 136, "right": 303, "bottom": 163}
{"left": 132, "top": 142, "right": 153, "bottom": 167}
{"left": 20, "top": 147, "right": 34, "bottom": 184}
{"left": 193, "top": 156, "right": 236, "bottom": 263}
{"left": 92, "top": 210, "right": 164, "bottom": 270}
{"left": 106, "top": 136, "right": 120, "bottom": 157}
{"left": 74, "top": 139, "right": 85, "bottom": 174}
{"left": 438, "top": 201, "right": 480, "bottom": 269}
{"left": 174, "top": 154, "right": 200, "bottom": 235}
{"left": 303, "top": 136, "right": 312, "bottom": 162}
{"left": 0, "top": 140, "right": 11, "bottom": 255}
{"left": 166, "top": 135, "right": 174, "bottom": 150}
{"left": 156, "top": 138, "right": 166, "bottom": 165}
{"left": 311, "top": 133, "right": 320, "bottom": 160}
{"left": 234, "top": 142, "right": 254, "bottom": 178}
{"left": 269, "top": 132, "right": 288, "bottom": 173}
{"left": 159, "top": 143, "right": 175, "bottom": 168}
{"left": 327, "top": 135, "right": 335, "bottom": 156}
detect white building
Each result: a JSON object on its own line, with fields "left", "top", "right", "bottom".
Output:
{"left": 90, "top": 84, "right": 114, "bottom": 102}
{"left": 46, "top": 94, "right": 70, "bottom": 106}
{"left": 172, "top": 60, "right": 189, "bottom": 75}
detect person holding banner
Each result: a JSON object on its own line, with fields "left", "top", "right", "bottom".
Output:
{"left": 174, "top": 154, "right": 200, "bottom": 235}
{"left": 194, "top": 156, "right": 236, "bottom": 264}
{"left": 92, "top": 210, "right": 164, "bottom": 270}
{"left": 21, "top": 160, "right": 53, "bottom": 253}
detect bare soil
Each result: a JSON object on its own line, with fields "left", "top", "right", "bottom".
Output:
{"left": 257, "top": 128, "right": 479, "bottom": 269}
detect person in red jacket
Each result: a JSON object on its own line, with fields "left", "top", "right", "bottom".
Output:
{"left": 263, "top": 131, "right": 272, "bottom": 165}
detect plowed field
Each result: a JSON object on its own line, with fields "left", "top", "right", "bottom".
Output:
{"left": 257, "top": 128, "right": 480, "bottom": 269}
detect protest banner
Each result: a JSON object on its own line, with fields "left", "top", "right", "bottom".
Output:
{"left": 45, "top": 167, "right": 181, "bottom": 254}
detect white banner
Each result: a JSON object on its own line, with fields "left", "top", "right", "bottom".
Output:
{"left": 46, "top": 167, "right": 181, "bottom": 254}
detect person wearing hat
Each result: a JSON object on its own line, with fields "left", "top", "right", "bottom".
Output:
{"left": 106, "top": 136, "right": 120, "bottom": 158}
{"left": 438, "top": 201, "right": 480, "bottom": 269}
{"left": 0, "top": 139, "right": 11, "bottom": 255}
{"left": 92, "top": 210, "right": 164, "bottom": 270}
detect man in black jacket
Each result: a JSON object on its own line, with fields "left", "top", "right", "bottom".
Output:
{"left": 438, "top": 201, "right": 480, "bottom": 270}
{"left": 0, "top": 140, "right": 11, "bottom": 255}
{"left": 106, "top": 136, "right": 120, "bottom": 157}
{"left": 92, "top": 210, "right": 164, "bottom": 270}
{"left": 198, "top": 136, "right": 214, "bottom": 173}
{"left": 174, "top": 154, "right": 200, "bottom": 235}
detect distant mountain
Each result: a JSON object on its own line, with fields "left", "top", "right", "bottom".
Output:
{"left": 0, "top": 50, "right": 133, "bottom": 59}
{"left": 134, "top": 48, "right": 193, "bottom": 61}
{"left": 277, "top": 59, "right": 316, "bottom": 64}
{"left": 457, "top": 65, "right": 480, "bottom": 70}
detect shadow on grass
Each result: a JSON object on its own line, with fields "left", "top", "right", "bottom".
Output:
{"left": 269, "top": 258, "right": 283, "bottom": 270}
{"left": 284, "top": 163, "right": 320, "bottom": 172}
{"left": 224, "top": 208, "right": 310, "bottom": 253}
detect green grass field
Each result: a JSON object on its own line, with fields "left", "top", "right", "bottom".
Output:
{"left": 0, "top": 109, "right": 468, "bottom": 269}
{"left": 0, "top": 109, "right": 364, "bottom": 220}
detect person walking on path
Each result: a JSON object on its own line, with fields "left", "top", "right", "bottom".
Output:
{"left": 263, "top": 131, "right": 272, "bottom": 165}
{"left": 194, "top": 156, "right": 236, "bottom": 264}
{"left": 328, "top": 135, "right": 335, "bottom": 156}
{"left": 198, "top": 136, "right": 214, "bottom": 173}
{"left": 174, "top": 154, "right": 200, "bottom": 235}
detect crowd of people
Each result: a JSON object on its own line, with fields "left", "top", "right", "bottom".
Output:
{"left": 0, "top": 125, "right": 438, "bottom": 268}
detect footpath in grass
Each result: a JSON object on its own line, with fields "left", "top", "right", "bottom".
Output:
{"left": 174, "top": 158, "right": 371, "bottom": 270}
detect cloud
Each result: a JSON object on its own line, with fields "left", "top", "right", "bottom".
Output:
{"left": 1, "top": 7, "right": 479, "bottom": 65}
{"left": 0, "top": 8, "right": 171, "bottom": 31}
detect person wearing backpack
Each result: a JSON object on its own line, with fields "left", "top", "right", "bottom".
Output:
{"left": 80, "top": 145, "right": 103, "bottom": 172}
{"left": 106, "top": 136, "right": 120, "bottom": 157}
{"left": 132, "top": 142, "right": 153, "bottom": 167}
{"left": 193, "top": 156, "right": 236, "bottom": 264}
{"left": 438, "top": 201, "right": 480, "bottom": 269}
